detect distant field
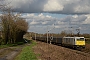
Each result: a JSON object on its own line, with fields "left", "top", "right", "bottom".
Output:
{"left": 85, "top": 38, "right": 90, "bottom": 44}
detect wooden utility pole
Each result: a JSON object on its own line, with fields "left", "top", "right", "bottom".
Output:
{"left": 47, "top": 31, "right": 49, "bottom": 43}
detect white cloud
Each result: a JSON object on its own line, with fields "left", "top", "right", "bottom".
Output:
{"left": 22, "top": 13, "right": 57, "bottom": 26}
{"left": 3, "top": 0, "right": 90, "bottom": 14}
{"left": 54, "top": 25, "right": 62, "bottom": 28}
{"left": 72, "top": 15, "right": 78, "bottom": 18}
{"left": 21, "top": 13, "right": 90, "bottom": 33}
{"left": 1, "top": 0, "right": 90, "bottom": 33}
{"left": 43, "top": 0, "right": 64, "bottom": 11}
{"left": 82, "top": 14, "right": 90, "bottom": 24}
{"left": 30, "top": 20, "right": 39, "bottom": 25}
{"left": 42, "top": 21, "right": 48, "bottom": 24}
{"left": 46, "top": 15, "right": 51, "bottom": 18}
{"left": 27, "top": 14, "right": 34, "bottom": 17}
{"left": 38, "top": 13, "right": 44, "bottom": 17}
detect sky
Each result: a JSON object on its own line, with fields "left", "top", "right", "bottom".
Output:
{"left": 1, "top": 0, "right": 90, "bottom": 34}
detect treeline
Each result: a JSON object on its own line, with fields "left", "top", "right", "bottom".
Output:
{"left": 0, "top": 4, "right": 28, "bottom": 44}
{"left": 25, "top": 32, "right": 90, "bottom": 39}
{"left": 0, "top": 12, "right": 28, "bottom": 44}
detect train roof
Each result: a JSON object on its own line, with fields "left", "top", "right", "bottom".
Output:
{"left": 63, "top": 37, "right": 84, "bottom": 38}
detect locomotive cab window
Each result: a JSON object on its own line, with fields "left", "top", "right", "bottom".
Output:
{"left": 77, "top": 38, "right": 84, "bottom": 41}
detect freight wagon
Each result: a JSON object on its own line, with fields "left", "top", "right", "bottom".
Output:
{"left": 32, "top": 36, "right": 85, "bottom": 49}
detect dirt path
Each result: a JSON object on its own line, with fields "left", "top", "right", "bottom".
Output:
{"left": 33, "top": 41, "right": 90, "bottom": 60}
{"left": 0, "top": 45, "right": 25, "bottom": 60}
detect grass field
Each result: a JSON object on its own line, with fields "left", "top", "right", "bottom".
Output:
{"left": 0, "top": 42, "right": 24, "bottom": 49}
{"left": 15, "top": 40, "right": 38, "bottom": 60}
{"left": 86, "top": 39, "right": 90, "bottom": 44}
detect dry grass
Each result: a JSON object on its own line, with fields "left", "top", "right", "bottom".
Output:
{"left": 33, "top": 41, "right": 90, "bottom": 60}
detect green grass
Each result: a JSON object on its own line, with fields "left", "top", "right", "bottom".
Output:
{"left": 15, "top": 41, "right": 38, "bottom": 60}
{"left": 86, "top": 41, "right": 90, "bottom": 44}
{"left": 85, "top": 39, "right": 90, "bottom": 44}
{"left": 0, "top": 42, "right": 25, "bottom": 49}
{"left": 0, "top": 44, "right": 18, "bottom": 49}
{"left": 0, "top": 45, "right": 9, "bottom": 49}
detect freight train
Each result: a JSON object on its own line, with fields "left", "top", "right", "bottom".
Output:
{"left": 32, "top": 36, "right": 85, "bottom": 49}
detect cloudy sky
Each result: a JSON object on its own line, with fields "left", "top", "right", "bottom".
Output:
{"left": 1, "top": 0, "right": 90, "bottom": 34}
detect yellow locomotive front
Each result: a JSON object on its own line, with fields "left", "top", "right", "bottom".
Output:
{"left": 75, "top": 37, "right": 85, "bottom": 49}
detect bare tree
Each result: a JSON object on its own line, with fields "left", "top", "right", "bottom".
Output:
{"left": 0, "top": 9, "right": 28, "bottom": 44}
{"left": 0, "top": 1, "right": 28, "bottom": 44}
